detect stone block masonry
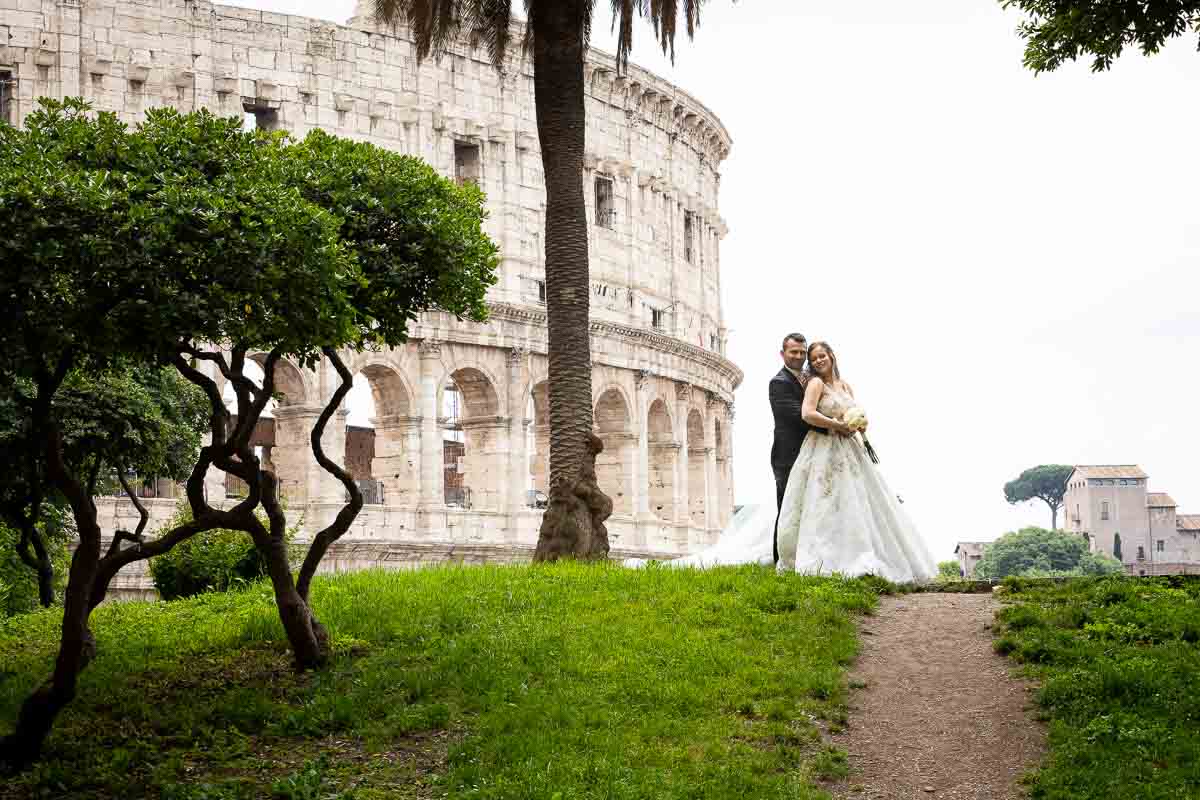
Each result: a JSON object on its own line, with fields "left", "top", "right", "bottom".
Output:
{"left": 3, "top": 0, "right": 742, "bottom": 591}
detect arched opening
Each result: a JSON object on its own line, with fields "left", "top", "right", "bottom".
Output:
{"left": 345, "top": 363, "right": 416, "bottom": 505}
{"left": 527, "top": 381, "right": 549, "bottom": 508}
{"left": 594, "top": 388, "right": 634, "bottom": 516}
{"left": 647, "top": 398, "right": 677, "bottom": 521}
{"left": 687, "top": 409, "right": 707, "bottom": 527}
{"left": 220, "top": 357, "right": 309, "bottom": 502}
{"left": 441, "top": 368, "right": 501, "bottom": 510}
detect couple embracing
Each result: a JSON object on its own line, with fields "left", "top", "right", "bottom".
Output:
{"left": 630, "top": 332, "right": 935, "bottom": 583}
{"left": 769, "top": 333, "right": 935, "bottom": 583}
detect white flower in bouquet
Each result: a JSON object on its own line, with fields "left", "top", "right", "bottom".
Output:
{"left": 843, "top": 407, "right": 868, "bottom": 432}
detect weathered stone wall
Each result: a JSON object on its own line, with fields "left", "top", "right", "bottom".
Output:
{"left": 5, "top": 0, "right": 744, "bottom": 592}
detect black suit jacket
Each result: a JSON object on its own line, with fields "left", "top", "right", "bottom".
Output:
{"left": 769, "top": 367, "right": 824, "bottom": 472}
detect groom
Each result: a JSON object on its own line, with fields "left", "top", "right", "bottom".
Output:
{"left": 769, "top": 333, "right": 828, "bottom": 564}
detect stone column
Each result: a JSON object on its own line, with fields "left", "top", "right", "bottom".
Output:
{"left": 271, "top": 404, "right": 343, "bottom": 507}
{"left": 704, "top": 394, "right": 719, "bottom": 530}
{"left": 372, "top": 414, "right": 421, "bottom": 506}
{"left": 674, "top": 383, "right": 691, "bottom": 527}
{"left": 506, "top": 347, "right": 529, "bottom": 512}
{"left": 634, "top": 370, "right": 651, "bottom": 519}
{"left": 460, "top": 416, "right": 510, "bottom": 511}
{"left": 417, "top": 340, "right": 444, "bottom": 508}
{"left": 726, "top": 403, "right": 736, "bottom": 525}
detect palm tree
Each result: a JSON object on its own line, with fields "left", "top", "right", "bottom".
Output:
{"left": 368, "top": 0, "right": 709, "bottom": 560}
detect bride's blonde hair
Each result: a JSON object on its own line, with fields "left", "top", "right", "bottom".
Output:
{"left": 807, "top": 341, "right": 841, "bottom": 381}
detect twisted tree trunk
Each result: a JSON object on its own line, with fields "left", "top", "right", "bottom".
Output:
{"left": 530, "top": 1, "right": 612, "bottom": 562}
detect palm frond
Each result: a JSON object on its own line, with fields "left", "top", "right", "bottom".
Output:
{"left": 610, "top": 0, "right": 710, "bottom": 71}
{"left": 370, "top": 0, "right": 517, "bottom": 68}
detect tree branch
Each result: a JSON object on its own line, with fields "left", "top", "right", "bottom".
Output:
{"left": 296, "top": 348, "right": 363, "bottom": 602}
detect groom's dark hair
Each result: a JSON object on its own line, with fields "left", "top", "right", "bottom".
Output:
{"left": 781, "top": 333, "right": 807, "bottom": 352}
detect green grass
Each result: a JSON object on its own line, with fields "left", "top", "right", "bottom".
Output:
{"left": 993, "top": 576, "right": 1200, "bottom": 799}
{"left": 0, "top": 562, "right": 884, "bottom": 799}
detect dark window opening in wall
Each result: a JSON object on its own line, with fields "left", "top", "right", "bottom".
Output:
{"left": 455, "top": 140, "right": 481, "bottom": 186}
{"left": 595, "top": 175, "right": 616, "bottom": 228}
{"left": 1101, "top": 501, "right": 1109, "bottom": 520}
{"left": 651, "top": 308, "right": 666, "bottom": 330}
{"left": 710, "top": 333, "right": 718, "bottom": 351}
{"left": 1157, "top": 539, "right": 1165, "bottom": 553}
{"left": 1113, "top": 532, "right": 1122, "bottom": 561}
{"left": 0, "top": 72, "right": 13, "bottom": 125}
{"left": 243, "top": 102, "right": 278, "bottom": 131}
{"left": 683, "top": 211, "right": 695, "bottom": 263}
{"left": 535, "top": 279, "right": 546, "bottom": 304}
{"left": 1137, "top": 545, "right": 1145, "bottom": 561}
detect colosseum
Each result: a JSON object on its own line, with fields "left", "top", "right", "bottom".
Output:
{"left": 0, "top": 0, "right": 741, "bottom": 590}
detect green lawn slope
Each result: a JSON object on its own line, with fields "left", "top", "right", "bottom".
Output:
{"left": 1, "top": 563, "right": 883, "bottom": 799}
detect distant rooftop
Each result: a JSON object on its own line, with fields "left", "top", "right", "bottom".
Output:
{"left": 1147, "top": 492, "right": 1178, "bottom": 508}
{"left": 1178, "top": 515, "right": 1200, "bottom": 533}
{"left": 1072, "top": 465, "right": 1148, "bottom": 480}
{"left": 954, "top": 542, "right": 988, "bottom": 555}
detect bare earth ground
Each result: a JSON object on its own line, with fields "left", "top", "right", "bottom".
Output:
{"left": 829, "top": 593, "right": 1046, "bottom": 800}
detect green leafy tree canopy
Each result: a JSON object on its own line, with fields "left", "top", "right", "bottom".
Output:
{"left": 974, "top": 526, "right": 1124, "bottom": 579}
{"left": 1004, "top": 464, "right": 1074, "bottom": 529}
{"left": 1002, "top": 1, "right": 1200, "bottom": 73}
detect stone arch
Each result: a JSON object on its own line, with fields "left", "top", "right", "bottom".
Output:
{"left": 527, "top": 380, "right": 550, "bottom": 504}
{"left": 249, "top": 353, "right": 310, "bottom": 407}
{"left": 594, "top": 387, "right": 634, "bottom": 516}
{"left": 346, "top": 361, "right": 418, "bottom": 506}
{"left": 441, "top": 366, "right": 503, "bottom": 510}
{"left": 687, "top": 408, "right": 707, "bottom": 527}
{"left": 647, "top": 397, "right": 676, "bottom": 521}
{"left": 241, "top": 354, "right": 314, "bottom": 505}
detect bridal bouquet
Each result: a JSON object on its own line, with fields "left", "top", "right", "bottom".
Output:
{"left": 842, "top": 407, "right": 879, "bottom": 464}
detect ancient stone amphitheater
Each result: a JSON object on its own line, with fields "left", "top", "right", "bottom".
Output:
{"left": 0, "top": 0, "right": 741, "bottom": 595}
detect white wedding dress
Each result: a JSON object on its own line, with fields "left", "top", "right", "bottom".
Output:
{"left": 775, "top": 383, "right": 936, "bottom": 582}
{"left": 625, "top": 383, "right": 937, "bottom": 583}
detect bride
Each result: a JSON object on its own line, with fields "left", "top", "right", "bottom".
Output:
{"left": 627, "top": 341, "right": 936, "bottom": 583}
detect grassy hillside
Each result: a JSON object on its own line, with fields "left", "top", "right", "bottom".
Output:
{"left": 994, "top": 576, "right": 1200, "bottom": 799}
{"left": 1, "top": 563, "right": 883, "bottom": 799}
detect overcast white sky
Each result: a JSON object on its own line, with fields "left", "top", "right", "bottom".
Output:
{"left": 233, "top": 0, "right": 1200, "bottom": 560}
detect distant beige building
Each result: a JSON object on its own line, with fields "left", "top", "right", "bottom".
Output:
{"left": 1064, "top": 465, "right": 1200, "bottom": 576}
{"left": 954, "top": 542, "right": 988, "bottom": 578}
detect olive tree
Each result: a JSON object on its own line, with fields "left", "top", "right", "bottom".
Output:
{"left": 0, "top": 99, "right": 497, "bottom": 768}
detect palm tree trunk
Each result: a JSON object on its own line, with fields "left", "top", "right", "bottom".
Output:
{"left": 530, "top": 2, "right": 612, "bottom": 561}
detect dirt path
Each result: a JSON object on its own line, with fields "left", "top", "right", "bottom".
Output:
{"left": 829, "top": 593, "right": 1045, "bottom": 800}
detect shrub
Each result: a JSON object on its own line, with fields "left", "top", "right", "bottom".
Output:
{"left": 975, "top": 527, "right": 1123, "bottom": 579}
{"left": 149, "top": 502, "right": 298, "bottom": 600}
{"left": 0, "top": 508, "right": 73, "bottom": 618}
{"left": 937, "top": 560, "right": 961, "bottom": 579}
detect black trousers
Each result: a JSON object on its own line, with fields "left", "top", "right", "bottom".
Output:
{"left": 772, "top": 465, "right": 791, "bottom": 564}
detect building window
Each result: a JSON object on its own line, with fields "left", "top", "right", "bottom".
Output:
{"left": 534, "top": 279, "right": 546, "bottom": 304}
{"left": 1113, "top": 533, "right": 1122, "bottom": 561}
{"left": 454, "top": 141, "right": 481, "bottom": 186}
{"left": 1157, "top": 539, "right": 1165, "bottom": 553}
{"left": 683, "top": 211, "right": 695, "bottom": 263}
{"left": 1137, "top": 545, "right": 1146, "bottom": 561}
{"left": 594, "top": 176, "right": 616, "bottom": 228}
{"left": 710, "top": 333, "right": 718, "bottom": 351}
{"left": 0, "top": 71, "right": 12, "bottom": 125}
{"left": 651, "top": 307, "right": 665, "bottom": 330}
{"left": 242, "top": 102, "right": 278, "bottom": 131}
{"left": 1101, "top": 501, "right": 1109, "bottom": 520}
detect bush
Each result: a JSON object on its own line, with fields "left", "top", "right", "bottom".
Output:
{"left": 937, "top": 560, "right": 961, "bottom": 579}
{"left": 975, "top": 526, "right": 1123, "bottom": 580}
{"left": 0, "top": 507, "right": 73, "bottom": 618}
{"left": 149, "top": 502, "right": 297, "bottom": 600}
